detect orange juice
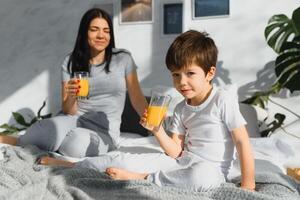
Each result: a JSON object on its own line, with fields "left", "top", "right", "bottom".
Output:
{"left": 147, "top": 105, "right": 168, "bottom": 127}
{"left": 78, "top": 79, "right": 89, "bottom": 97}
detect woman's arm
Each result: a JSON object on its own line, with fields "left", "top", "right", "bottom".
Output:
{"left": 232, "top": 126, "right": 255, "bottom": 191}
{"left": 62, "top": 80, "right": 78, "bottom": 115}
{"left": 126, "top": 71, "right": 184, "bottom": 158}
{"left": 126, "top": 71, "right": 148, "bottom": 116}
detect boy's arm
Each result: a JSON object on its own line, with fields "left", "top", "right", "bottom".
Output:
{"left": 232, "top": 126, "right": 255, "bottom": 191}
{"left": 140, "top": 105, "right": 185, "bottom": 159}
{"left": 152, "top": 126, "right": 185, "bottom": 159}
{"left": 140, "top": 122, "right": 185, "bottom": 158}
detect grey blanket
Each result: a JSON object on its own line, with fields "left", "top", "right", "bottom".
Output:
{"left": 0, "top": 145, "right": 299, "bottom": 200}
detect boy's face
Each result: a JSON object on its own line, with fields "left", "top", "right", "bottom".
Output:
{"left": 171, "top": 64, "right": 215, "bottom": 105}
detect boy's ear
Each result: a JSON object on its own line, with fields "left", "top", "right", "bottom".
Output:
{"left": 206, "top": 66, "right": 216, "bottom": 81}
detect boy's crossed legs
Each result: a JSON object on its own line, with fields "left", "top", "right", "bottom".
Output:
{"left": 106, "top": 161, "right": 225, "bottom": 191}
{"left": 106, "top": 168, "right": 148, "bottom": 180}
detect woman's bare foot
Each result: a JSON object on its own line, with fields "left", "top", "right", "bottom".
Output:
{"left": 39, "top": 156, "right": 75, "bottom": 168}
{"left": 0, "top": 135, "right": 17, "bottom": 145}
{"left": 106, "top": 167, "right": 148, "bottom": 180}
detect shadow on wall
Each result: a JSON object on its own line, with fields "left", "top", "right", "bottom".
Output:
{"left": 139, "top": 1, "right": 175, "bottom": 89}
{"left": 214, "top": 61, "right": 232, "bottom": 86}
{"left": 0, "top": 0, "right": 91, "bottom": 115}
{"left": 238, "top": 61, "right": 276, "bottom": 100}
{"left": 139, "top": 9, "right": 233, "bottom": 90}
{"left": 0, "top": 1, "right": 237, "bottom": 122}
{"left": 238, "top": 61, "right": 300, "bottom": 101}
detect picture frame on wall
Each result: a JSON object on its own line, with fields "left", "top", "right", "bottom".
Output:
{"left": 193, "top": 0, "right": 229, "bottom": 19}
{"left": 120, "top": 0, "right": 153, "bottom": 24}
{"left": 162, "top": 3, "right": 183, "bottom": 35}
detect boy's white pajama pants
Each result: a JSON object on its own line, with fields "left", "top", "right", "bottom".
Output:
{"left": 76, "top": 150, "right": 226, "bottom": 191}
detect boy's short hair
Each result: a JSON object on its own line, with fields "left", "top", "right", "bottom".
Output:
{"left": 165, "top": 30, "right": 218, "bottom": 74}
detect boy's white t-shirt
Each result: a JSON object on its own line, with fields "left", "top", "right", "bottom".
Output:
{"left": 168, "top": 86, "right": 246, "bottom": 170}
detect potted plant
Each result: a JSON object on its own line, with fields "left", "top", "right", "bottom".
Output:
{"left": 0, "top": 101, "right": 52, "bottom": 135}
{"left": 242, "top": 7, "right": 300, "bottom": 136}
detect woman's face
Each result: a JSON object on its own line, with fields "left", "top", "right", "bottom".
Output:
{"left": 87, "top": 17, "right": 111, "bottom": 54}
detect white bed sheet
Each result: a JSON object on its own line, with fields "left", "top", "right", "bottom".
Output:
{"left": 0, "top": 143, "right": 9, "bottom": 161}
{"left": 1, "top": 132, "right": 299, "bottom": 178}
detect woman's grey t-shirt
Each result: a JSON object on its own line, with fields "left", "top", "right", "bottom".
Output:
{"left": 60, "top": 48, "right": 137, "bottom": 146}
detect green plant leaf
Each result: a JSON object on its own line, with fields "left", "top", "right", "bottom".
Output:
{"left": 245, "top": 8, "right": 300, "bottom": 122}
{"left": 12, "top": 112, "right": 30, "bottom": 127}
{"left": 0, "top": 124, "right": 21, "bottom": 134}
{"left": 0, "top": 130, "right": 15, "bottom": 135}
{"left": 41, "top": 113, "right": 52, "bottom": 119}
{"left": 275, "top": 36, "right": 300, "bottom": 92}
{"left": 241, "top": 92, "right": 269, "bottom": 109}
{"left": 0, "top": 124, "right": 12, "bottom": 129}
{"left": 1, "top": 100, "right": 52, "bottom": 134}
{"left": 265, "top": 7, "right": 300, "bottom": 53}
{"left": 37, "top": 101, "right": 46, "bottom": 119}
{"left": 260, "top": 113, "right": 286, "bottom": 137}
{"left": 292, "top": 7, "right": 300, "bottom": 35}
{"left": 30, "top": 117, "right": 38, "bottom": 125}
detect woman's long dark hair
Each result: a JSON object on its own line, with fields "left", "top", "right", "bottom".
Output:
{"left": 67, "top": 8, "right": 115, "bottom": 75}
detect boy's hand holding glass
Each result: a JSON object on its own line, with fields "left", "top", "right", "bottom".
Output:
{"left": 140, "top": 91, "right": 171, "bottom": 133}
{"left": 140, "top": 109, "right": 164, "bottom": 133}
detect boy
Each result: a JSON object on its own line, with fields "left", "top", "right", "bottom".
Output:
{"left": 106, "top": 30, "right": 255, "bottom": 191}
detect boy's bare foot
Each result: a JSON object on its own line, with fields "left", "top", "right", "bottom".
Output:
{"left": 106, "top": 167, "right": 148, "bottom": 180}
{"left": 0, "top": 135, "right": 17, "bottom": 146}
{"left": 39, "top": 156, "right": 75, "bottom": 168}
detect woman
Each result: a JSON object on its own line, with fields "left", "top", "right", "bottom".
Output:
{"left": 0, "top": 8, "right": 147, "bottom": 159}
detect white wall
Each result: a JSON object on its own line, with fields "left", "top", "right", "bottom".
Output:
{"left": 0, "top": 0, "right": 299, "bottom": 127}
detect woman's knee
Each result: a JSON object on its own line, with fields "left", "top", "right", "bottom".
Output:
{"left": 18, "top": 119, "right": 58, "bottom": 151}
{"left": 58, "top": 128, "right": 111, "bottom": 158}
{"left": 18, "top": 116, "right": 76, "bottom": 151}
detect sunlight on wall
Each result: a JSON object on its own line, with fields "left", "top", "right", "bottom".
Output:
{"left": 0, "top": 0, "right": 299, "bottom": 127}
{"left": 0, "top": 71, "right": 50, "bottom": 125}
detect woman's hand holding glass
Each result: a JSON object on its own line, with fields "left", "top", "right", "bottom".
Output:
{"left": 66, "top": 79, "right": 80, "bottom": 98}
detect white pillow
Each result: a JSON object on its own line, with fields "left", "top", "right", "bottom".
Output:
{"left": 250, "top": 137, "right": 294, "bottom": 165}
{"left": 270, "top": 119, "right": 300, "bottom": 167}
{"left": 228, "top": 137, "right": 293, "bottom": 179}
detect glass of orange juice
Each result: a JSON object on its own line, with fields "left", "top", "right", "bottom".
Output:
{"left": 73, "top": 71, "right": 89, "bottom": 100}
{"left": 146, "top": 91, "right": 171, "bottom": 129}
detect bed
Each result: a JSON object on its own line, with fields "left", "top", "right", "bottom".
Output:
{"left": 0, "top": 132, "right": 300, "bottom": 200}
{"left": 0, "top": 88, "right": 300, "bottom": 200}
